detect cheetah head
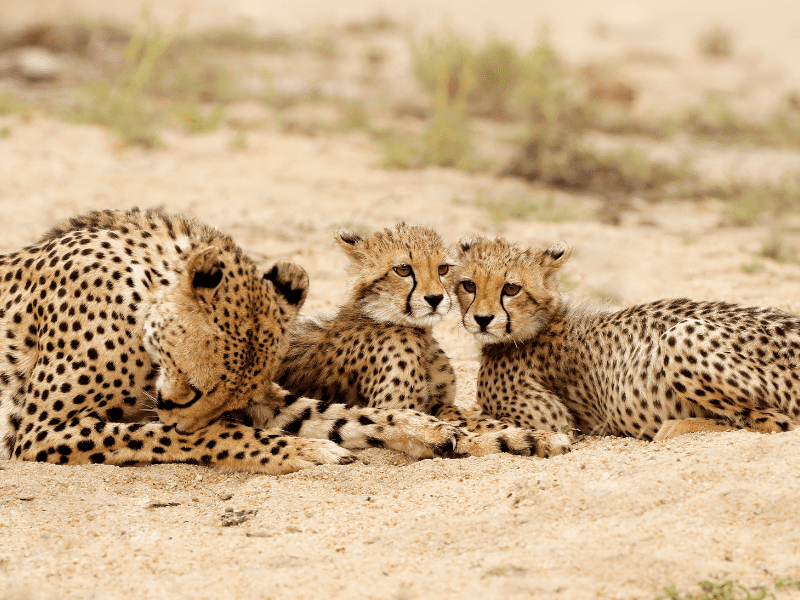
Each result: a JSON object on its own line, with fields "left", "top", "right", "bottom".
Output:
{"left": 335, "top": 223, "right": 456, "bottom": 328}
{"left": 455, "top": 235, "right": 572, "bottom": 344}
{"left": 145, "top": 246, "right": 308, "bottom": 433}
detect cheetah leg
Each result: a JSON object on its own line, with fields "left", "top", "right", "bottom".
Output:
{"left": 246, "top": 383, "right": 459, "bottom": 459}
{"left": 662, "top": 319, "right": 798, "bottom": 435}
{"left": 427, "top": 338, "right": 457, "bottom": 405}
{"left": 476, "top": 372, "right": 576, "bottom": 434}
{"left": 12, "top": 417, "right": 354, "bottom": 474}
{"left": 426, "top": 341, "right": 569, "bottom": 457}
{"left": 654, "top": 417, "right": 747, "bottom": 441}
{"left": 430, "top": 403, "right": 572, "bottom": 458}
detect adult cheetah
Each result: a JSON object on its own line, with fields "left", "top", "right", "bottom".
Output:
{"left": 0, "top": 208, "right": 461, "bottom": 474}
{"left": 455, "top": 235, "right": 799, "bottom": 441}
{"left": 272, "top": 223, "right": 571, "bottom": 458}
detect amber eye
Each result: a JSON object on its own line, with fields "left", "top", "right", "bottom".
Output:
{"left": 462, "top": 280, "right": 476, "bottom": 293}
{"left": 438, "top": 265, "right": 449, "bottom": 276}
{"left": 394, "top": 265, "right": 412, "bottom": 277}
{"left": 503, "top": 283, "right": 521, "bottom": 296}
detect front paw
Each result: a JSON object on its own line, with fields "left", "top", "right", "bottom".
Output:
{"left": 452, "top": 426, "right": 569, "bottom": 457}
{"left": 527, "top": 431, "right": 572, "bottom": 458}
{"left": 290, "top": 438, "right": 357, "bottom": 469}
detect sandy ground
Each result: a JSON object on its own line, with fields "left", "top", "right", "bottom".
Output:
{"left": 3, "top": 1, "right": 800, "bottom": 599}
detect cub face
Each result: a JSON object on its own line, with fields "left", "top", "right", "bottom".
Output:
{"left": 146, "top": 247, "right": 308, "bottom": 434}
{"left": 455, "top": 236, "right": 572, "bottom": 344}
{"left": 336, "top": 223, "right": 456, "bottom": 327}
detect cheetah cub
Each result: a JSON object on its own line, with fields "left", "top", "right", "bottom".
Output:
{"left": 456, "top": 235, "right": 799, "bottom": 441}
{"left": 274, "top": 223, "right": 571, "bottom": 458}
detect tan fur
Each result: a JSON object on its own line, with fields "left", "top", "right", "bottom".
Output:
{"left": 276, "top": 224, "right": 572, "bottom": 458}
{"left": 456, "top": 235, "right": 800, "bottom": 440}
{"left": 0, "top": 210, "right": 466, "bottom": 474}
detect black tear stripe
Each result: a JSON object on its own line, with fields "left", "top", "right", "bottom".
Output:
{"left": 501, "top": 295, "right": 513, "bottom": 334}
{"left": 405, "top": 271, "right": 417, "bottom": 316}
{"left": 464, "top": 293, "right": 475, "bottom": 325}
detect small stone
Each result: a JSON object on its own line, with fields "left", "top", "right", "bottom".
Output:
{"left": 219, "top": 493, "right": 233, "bottom": 501}
{"left": 17, "top": 496, "right": 35, "bottom": 501}
{"left": 245, "top": 530, "right": 272, "bottom": 538}
{"left": 220, "top": 509, "right": 257, "bottom": 527}
{"left": 15, "top": 48, "right": 61, "bottom": 81}
{"left": 285, "top": 525, "right": 302, "bottom": 533}
{"left": 146, "top": 501, "right": 181, "bottom": 509}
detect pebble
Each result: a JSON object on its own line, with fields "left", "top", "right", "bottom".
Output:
{"left": 220, "top": 509, "right": 258, "bottom": 527}
{"left": 245, "top": 530, "right": 273, "bottom": 538}
{"left": 146, "top": 501, "right": 181, "bottom": 509}
{"left": 285, "top": 525, "right": 303, "bottom": 533}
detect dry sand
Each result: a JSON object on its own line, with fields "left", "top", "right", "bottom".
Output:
{"left": 2, "top": 1, "right": 800, "bottom": 598}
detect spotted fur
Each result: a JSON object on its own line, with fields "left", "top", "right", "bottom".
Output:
{"left": 456, "top": 235, "right": 800, "bottom": 440}
{"left": 275, "top": 224, "right": 572, "bottom": 458}
{"left": 0, "top": 209, "right": 457, "bottom": 474}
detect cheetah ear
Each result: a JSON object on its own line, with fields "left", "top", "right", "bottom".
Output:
{"left": 334, "top": 230, "right": 363, "bottom": 260}
{"left": 456, "top": 234, "right": 481, "bottom": 257}
{"left": 187, "top": 246, "right": 223, "bottom": 292}
{"left": 540, "top": 241, "right": 573, "bottom": 270}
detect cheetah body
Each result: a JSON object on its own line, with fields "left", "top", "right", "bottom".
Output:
{"left": 456, "top": 236, "right": 799, "bottom": 440}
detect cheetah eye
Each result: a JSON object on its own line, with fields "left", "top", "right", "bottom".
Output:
{"left": 461, "top": 280, "right": 476, "bottom": 293}
{"left": 438, "top": 265, "right": 449, "bottom": 276}
{"left": 394, "top": 265, "right": 412, "bottom": 277}
{"left": 503, "top": 283, "right": 521, "bottom": 296}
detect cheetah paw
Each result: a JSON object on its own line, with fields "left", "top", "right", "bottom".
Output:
{"left": 278, "top": 439, "right": 356, "bottom": 474}
{"left": 452, "top": 426, "right": 562, "bottom": 457}
{"left": 528, "top": 431, "right": 572, "bottom": 458}
{"left": 373, "top": 413, "right": 461, "bottom": 459}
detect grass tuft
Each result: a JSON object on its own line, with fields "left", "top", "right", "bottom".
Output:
{"left": 760, "top": 230, "right": 800, "bottom": 264}
{"left": 383, "top": 59, "right": 475, "bottom": 169}
{"left": 171, "top": 102, "right": 225, "bottom": 133}
{"left": 657, "top": 578, "right": 773, "bottom": 600}
{"left": 64, "top": 9, "right": 184, "bottom": 147}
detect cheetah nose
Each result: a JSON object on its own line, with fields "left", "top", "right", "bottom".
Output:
{"left": 425, "top": 294, "right": 444, "bottom": 308}
{"left": 474, "top": 315, "right": 494, "bottom": 331}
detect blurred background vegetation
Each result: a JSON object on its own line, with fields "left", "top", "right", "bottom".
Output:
{"left": 1, "top": 8, "right": 799, "bottom": 262}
